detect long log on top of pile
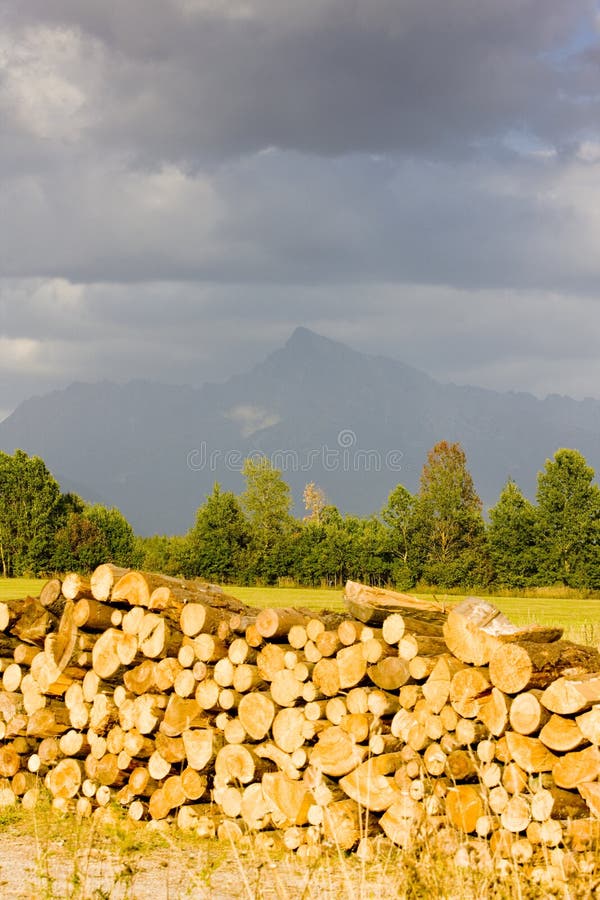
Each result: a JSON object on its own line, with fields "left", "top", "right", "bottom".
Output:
{"left": 344, "top": 581, "right": 451, "bottom": 634}
{"left": 3, "top": 569, "right": 600, "bottom": 871}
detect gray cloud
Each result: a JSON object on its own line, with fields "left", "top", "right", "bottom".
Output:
{"left": 3, "top": 1, "right": 598, "bottom": 162}
{"left": 1, "top": 0, "right": 600, "bottom": 420}
{"left": 2, "top": 151, "right": 600, "bottom": 296}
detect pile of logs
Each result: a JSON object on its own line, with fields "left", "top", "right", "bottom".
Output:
{"left": 1, "top": 569, "right": 600, "bottom": 867}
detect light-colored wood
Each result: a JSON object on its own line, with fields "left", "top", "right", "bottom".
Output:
{"left": 9, "top": 563, "right": 600, "bottom": 855}
{"left": 255, "top": 607, "right": 309, "bottom": 640}
{"left": 505, "top": 732, "right": 558, "bottom": 773}
{"left": 379, "top": 794, "right": 424, "bottom": 847}
{"left": 541, "top": 673, "right": 600, "bottom": 715}
{"left": 256, "top": 643, "right": 286, "bottom": 681}
{"left": 255, "top": 743, "right": 302, "bottom": 781}
{"left": 449, "top": 667, "right": 491, "bottom": 719}
{"left": 309, "top": 725, "right": 367, "bottom": 777}
{"left": 444, "top": 597, "right": 562, "bottom": 667}
{"left": 151, "top": 734, "right": 184, "bottom": 766}
{"left": 454, "top": 718, "right": 488, "bottom": 747}
{"left": 262, "top": 772, "right": 312, "bottom": 826}
{"left": 90, "top": 564, "right": 130, "bottom": 601}
{"left": 73, "top": 599, "right": 116, "bottom": 631}
{"left": 139, "top": 613, "right": 177, "bottom": 659}
{"left": 502, "top": 762, "right": 528, "bottom": 795}
{"left": 422, "top": 655, "right": 465, "bottom": 713}
{"left": 39, "top": 580, "right": 64, "bottom": 616}
{"left": 408, "top": 656, "right": 439, "bottom": 681}
{"left": 270, "top": 669, "right": 303, "bottom": 707}
{"left": 381, "top": 613, "right": 405, "bottom": 645}
{"left": 315, "top": 630, "right": 342, "bottom": 658}
{"left": 338, "top": 754, "right": 404, "bottom": 811}
{"left": 576, "top": 706, "right": 600, "bottom": 745}
{"left": 553, "top": 745, "right": 600, "bottom": 789}
{"left": 180, "top": 602, "right": 224, "bottom": 637}
{"left": 399, "top": 634, "right": 447, "bottom": 660}
{"left": 490, "top": 641, "right": 600, "bottom": 695}
{"left": 539, "top": 714, "right": 587, "bottom": 752}
{"left": 322, "top": 798, "right": 366, "bottom": 850}
{"left": 312, "top": 658, "right": 341, "bottom": 697}
{"left": 479, "top": 687, "right": 510, "bottom": 737}
{"left": 344, "top": 581, "right": 449, "bottom": 634}
{"left": 44, "top": 600, "right": 78, "bottom": 678}
{"left": 61, "top": 573, "right": 93, "bottom": 602}
{"left": 45, "top": 758, "right": 82, "bottom": 799}
{"left": 508, "top": 690, "right": 550, "bottom": 735}
{"left": 181, "top": 728, "right": 221, "bottom": 771}
{"left": 2, "top": 664, "right": 22, "bottom": 694}
{"left": 194, "top": 678, "right": 220, "bottom": 711}
{"left": 92, "top": 629, "right": 129, "bottom": 680}
{"left": 368, "top": 657, "right": 411, "bottom": 692}
{"left": 237, "top": 692, "right": 275, "bottom": 741}
{"left": 112, "top": 571, "right": 186, "bottom": 607}
{"left": 445, "top": 785, "right": 485, "bottom": 833}
{"left": 367, "top": 688, "right": 399, "bottom": 718}
{"left": 337, "top": 619, "right": 369, "bottom": 645}
{"left": 272, "top": 708, "right": 306, "bottom": 754}
{"left": 501, "top": 795, "right": 531, "bottom": 833}
{"left": 578, "top": 782, "right": 600, "bottom": 818}
{"left": 12, "top": 596, "right": 56, "bottom": 645}
{"left": 215, "top": 744, "right": 271, "bottom": 785}
{"left": 122, "top": 607, "right": 145, "bottom": 635}
{"left": 123, "top": 660, "right": 156, "bottom": 695}
{"left": 287, "top": 625, "right": 308, "bottom": 650}
{"left": 161, "top": 695, "right": 209, "bottom": 737}
{"left": 336, "top": 643, "right": 367, "bottom": 690}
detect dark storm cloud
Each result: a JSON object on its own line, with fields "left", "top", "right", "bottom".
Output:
{"left": 4, "top": 1, "right": 598, "bottom": 162}
{"left": 1, "top": 0, "right": 600, "bottom": 419}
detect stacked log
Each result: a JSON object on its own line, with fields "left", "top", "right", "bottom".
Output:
{"left": 2, "top": 573, "right": 600, "bottom": 869}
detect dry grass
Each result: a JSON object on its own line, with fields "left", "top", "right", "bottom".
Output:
{"left": 0, "top": 797, "right": 597, "bottom": 899}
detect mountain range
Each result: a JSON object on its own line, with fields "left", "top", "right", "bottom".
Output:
{"left": 0, "top": 327, "right": 598, "bottom": 535}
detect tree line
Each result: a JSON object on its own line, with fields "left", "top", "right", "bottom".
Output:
{"left": 0, "top": 443, "right": 598, "bottom": 590}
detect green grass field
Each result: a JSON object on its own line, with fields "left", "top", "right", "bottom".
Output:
{"left": 3, "top": 577, "right": 599, "bottom": 644}
{"left": 0, "top": 577, "right": 46, "bottom": 601}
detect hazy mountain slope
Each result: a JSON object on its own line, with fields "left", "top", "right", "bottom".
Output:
{"left": 0, "top": 327, "right": 598, "bottom": 534}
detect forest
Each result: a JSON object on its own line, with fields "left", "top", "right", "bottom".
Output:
{"left": 0, "top": 442, "right": 598, "bottom": 591}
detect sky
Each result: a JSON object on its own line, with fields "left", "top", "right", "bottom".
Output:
{"left": 2, "top": 0, "right": 600, "bottom": 422}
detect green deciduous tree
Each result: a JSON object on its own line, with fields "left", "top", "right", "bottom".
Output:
{"left": 85, "top": 505, "right": 138, "bottom": 567}
{"left": 241, "top": 457, "right": 293, "bottom": 582}
{"left": 382, "top": 483, "right": 416, "bottom": 588}
{"left": 0, "top": 449, "right": 63, "bottom": 576}
{"left": 535, "top": 448, "right": 600, "bottom": 588}
{"left": 135, "top": 534, "right": 191, "bottom": 577}
{"left": 186, "top": 482, "right": 249, "bottom": 582}
{"left": 488, "top": 479, "right": 537, "bottom": 587}
{"left": 51, "top": 504, "right": 139, "bottom": 573}
{"left": 51, "top": 512, "right": 108, "bottom": 573}
{"left": 411, "top": 440, "right": 489, "bottom": 587}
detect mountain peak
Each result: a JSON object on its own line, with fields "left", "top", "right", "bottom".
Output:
{"left": 285, "top": 326, "right": 335, "bottom": 350}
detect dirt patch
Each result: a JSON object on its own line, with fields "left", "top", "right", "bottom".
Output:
{"left": 0, "top": 829, "right": 392, "bottom": 899}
